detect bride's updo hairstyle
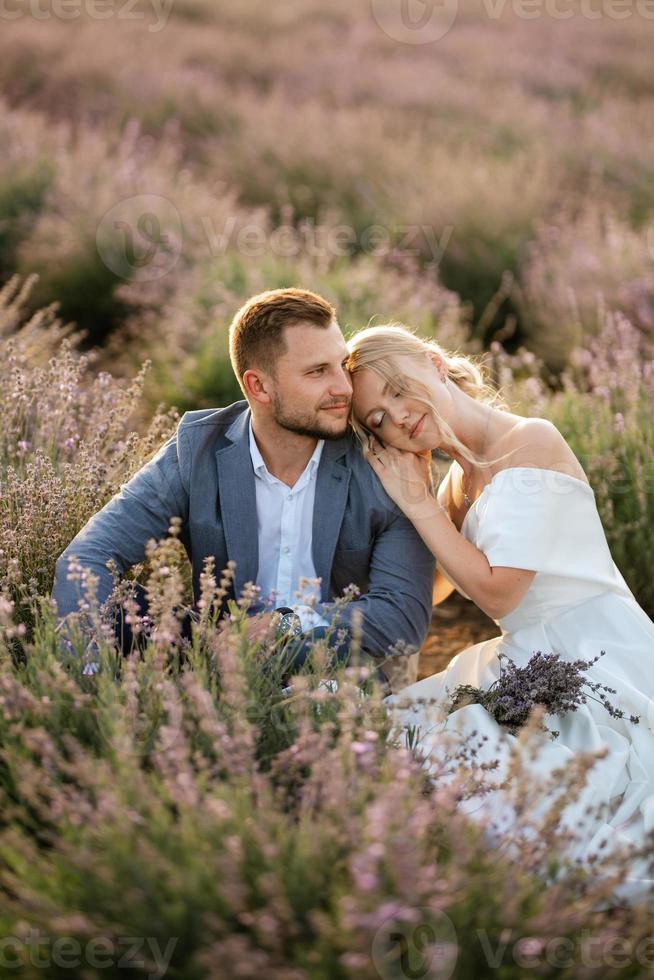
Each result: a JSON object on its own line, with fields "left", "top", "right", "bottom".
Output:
{"left": 346, "top": 323, "right": 511, "bottom": 470}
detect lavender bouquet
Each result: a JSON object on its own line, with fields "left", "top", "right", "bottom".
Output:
{"left": 446, "top": 651, "right": 640, "bottom": 740}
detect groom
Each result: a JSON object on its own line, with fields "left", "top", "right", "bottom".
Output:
{"left": 51, "top": 288, "right": 435, "bottom": 689}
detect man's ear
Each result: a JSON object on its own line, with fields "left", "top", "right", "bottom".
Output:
{"left": 242, "top": 368, "right": 272, "bottom": 405}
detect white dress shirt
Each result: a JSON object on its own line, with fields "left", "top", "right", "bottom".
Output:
{"left": 248, "top": 419, "right": 329, "bottom": 632}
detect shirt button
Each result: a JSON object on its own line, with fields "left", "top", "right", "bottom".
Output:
{"left": 282, "top": 546, "right": 290, "bottom": 554}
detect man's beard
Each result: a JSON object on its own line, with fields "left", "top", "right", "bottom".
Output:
{"left": 271, "top": 391, "right": 350, "bottom": 441}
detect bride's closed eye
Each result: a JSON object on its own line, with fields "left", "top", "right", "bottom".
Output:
{"left": 371, "top": 391, "right": 401, "bottom": 428}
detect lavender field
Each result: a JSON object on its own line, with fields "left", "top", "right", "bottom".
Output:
{"left": 1, "top": 0, "right": 654, "bottom": 976}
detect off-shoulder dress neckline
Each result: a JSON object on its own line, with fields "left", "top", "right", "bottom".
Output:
{"left": 458, "top": 465, "right": 594, "bottom": 534}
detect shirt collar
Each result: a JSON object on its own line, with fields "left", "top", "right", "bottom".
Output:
{"left": 248, "top": 417, "right": 324, "bottom": 479}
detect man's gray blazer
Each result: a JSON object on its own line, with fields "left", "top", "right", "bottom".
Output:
{"left": 52, "top": 401, "right": 436, "bottom": 660}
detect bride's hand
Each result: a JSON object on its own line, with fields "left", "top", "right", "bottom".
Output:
{"left": 364, "top": 434, "right": 434, "bottom": 517}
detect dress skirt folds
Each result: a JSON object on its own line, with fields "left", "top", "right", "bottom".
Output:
{"left": 383, "top": 467, "right": 654, "bottom": 901}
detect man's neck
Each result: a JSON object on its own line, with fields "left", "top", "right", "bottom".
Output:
{"left": 250, "top": 415, "right": 320, "bottom": 488}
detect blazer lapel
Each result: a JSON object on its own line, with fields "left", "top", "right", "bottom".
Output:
{"left": 312, "top": 439, "right": 351, "bottom": 600}
{"left": 215, "top": 409, "right": 259, "bottom": 597}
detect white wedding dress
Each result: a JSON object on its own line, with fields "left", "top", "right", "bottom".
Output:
{"left": 383, "top": 466, "right": 654, "bottom": 900}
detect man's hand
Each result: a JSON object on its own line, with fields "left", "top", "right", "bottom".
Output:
{"left": 211, "top": 610, "right": 278, "bottom": 659}
{"left": 242, "top": 611, "right": 276, "bottom": 646}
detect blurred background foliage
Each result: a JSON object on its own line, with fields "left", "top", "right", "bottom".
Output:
{"left": 0, "top": 0, "right": 652, "bottom": 402}
{"left": 0, "top": 0, "right": 653, "bottom": 614}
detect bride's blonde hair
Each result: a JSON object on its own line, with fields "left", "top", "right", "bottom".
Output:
{"left": 346, "top": 323, "right": 515, "bottom": 471}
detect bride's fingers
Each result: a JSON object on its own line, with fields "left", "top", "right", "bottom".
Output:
{"left": 368, "top": 451, "right": 390, "bottom": 473}
{"left": 363, "top": 443, "right": 382, "bottom": 468}
{"left": 366, "top": 434, "right": 388, "bottom": 462}
{"left": 367, "top": 434, "right": 408, "bottom": 462}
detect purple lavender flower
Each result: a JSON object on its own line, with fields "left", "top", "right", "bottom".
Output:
{"left": 447, "top": 651, "right": 640, "bottom": 739}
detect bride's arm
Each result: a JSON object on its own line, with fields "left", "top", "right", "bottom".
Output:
{"left": 408, "top": 500, "right": 535, "bottom": 620}
{"left": 431, "top": 467, "right": 457, "bottom": 605}
{"left": 366, "top": 442, "right": 535, "bottom": 621}
{"left": 433, "top": 567, "right": 456, "bottom": 605}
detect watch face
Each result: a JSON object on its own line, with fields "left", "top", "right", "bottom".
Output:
{"left": 277, "top": 612, "right": 303, "bottom": 638}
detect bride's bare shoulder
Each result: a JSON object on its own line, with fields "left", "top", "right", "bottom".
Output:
{"left": 502, "top": 417, "right": 589, "bottom": 484}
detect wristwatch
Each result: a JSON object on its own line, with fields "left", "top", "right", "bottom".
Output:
{"left": 273, "top": 606, "right": 303, "bottom": 641}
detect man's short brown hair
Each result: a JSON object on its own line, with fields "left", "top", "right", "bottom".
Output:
{"left": 229, "top": 288, "right": 336, "bottom": 392}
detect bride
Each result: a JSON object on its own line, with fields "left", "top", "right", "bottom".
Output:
{"left": 346, "top": 323, "right": 654, "bottom": 898}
